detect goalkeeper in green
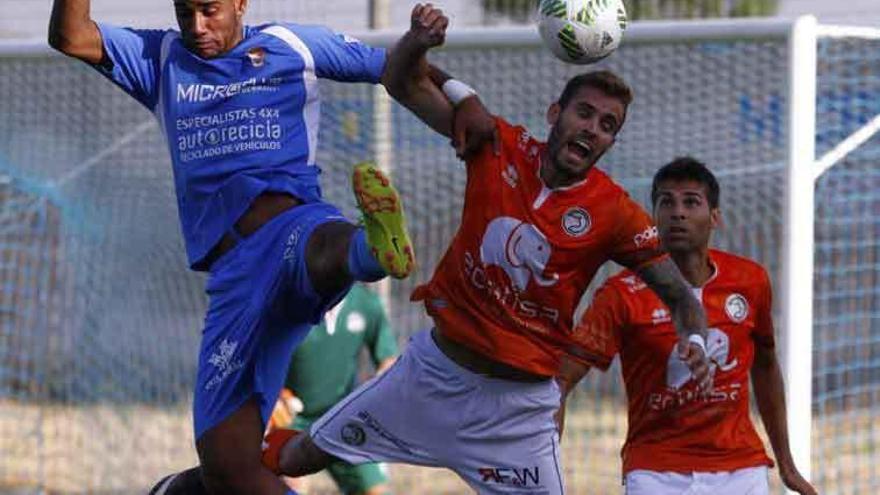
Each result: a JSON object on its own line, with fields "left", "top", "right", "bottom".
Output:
{"left": 269, "top": 284, "right": 399, "bottom": 495}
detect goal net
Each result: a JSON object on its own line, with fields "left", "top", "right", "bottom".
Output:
{"left": 0, "top": 17, "right": 877, "bottom": 494}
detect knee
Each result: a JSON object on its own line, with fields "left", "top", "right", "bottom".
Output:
{"left": 305, "top": 222, "right": 356, "bottom": 293}
{"left": 279, "top": 432, "right": 334, "bottom": 477}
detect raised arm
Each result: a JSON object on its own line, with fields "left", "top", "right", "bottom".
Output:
{"left": 49, "top": 0, "right": 104, "bottom": 64}
{"left": 382, "top": 4, "right": 497, "bottom": 157}
{"left": 637, "top": 258, "right": 711, "bottom": 390}
{"left": 381, "top": 4, "right": 454, "bottom": 137}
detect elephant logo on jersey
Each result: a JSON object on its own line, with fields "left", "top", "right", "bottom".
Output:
{"left": 480, "top": 217, "right": 559, "bottom": 292}
{"left": 666, "top": 328, "right": 739, "bottom": 389}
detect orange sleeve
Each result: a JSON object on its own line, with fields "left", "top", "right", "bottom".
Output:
{"left": 752, "top": 268, "right": 776, "bottom": 349}
{"left": 610, "top": 195, "right": 666, "bottom": 271}
{"left": 570, "top": 281, "right": 628, "bottom": 371}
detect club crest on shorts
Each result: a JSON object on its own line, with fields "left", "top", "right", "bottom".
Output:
{"left": 341, "top": 422, "right": 366, "bottom": 446}
{"left": 246, "top": 47, "right": 266, "bottom": 68}
{"left": 725, "top": 293, "right": 749, "bottom": 323}
{"left": 562, "top": 207, "right": 591, "bottom": 237}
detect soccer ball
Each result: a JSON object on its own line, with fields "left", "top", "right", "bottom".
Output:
{"left": 537, "top": 0, "right": 628, "bottom": 65}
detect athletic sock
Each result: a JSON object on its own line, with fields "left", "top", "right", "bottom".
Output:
{"left": 346, "top": 228, "right": 386, "bottom": 282}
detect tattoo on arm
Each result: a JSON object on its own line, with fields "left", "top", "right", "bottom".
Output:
{"left": 637, "top": 258, "right": 707, "bottom": 340}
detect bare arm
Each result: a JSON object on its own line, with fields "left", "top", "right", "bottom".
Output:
{"left": 637, "top": 257, "right": 711, "bottom": 389}
{"left": 49, "top": 0, "right": 104, "bottom": 64}
{"left": 375, "top": 356, "right": 397, "bottom": 375}
{"left": 427, "top": 65, "right": 498, "bottom": 158}
{"left": 554, "top": 356, "right": 592, "bottom": 437}
{"left": 381, "top": 4, "right": 496, "bottom": 157}
{"left": 751, "top": 343, "right": 817, "bottom": 494}
{"left": 380, "top": 5, "right": 454, "bottom": 137}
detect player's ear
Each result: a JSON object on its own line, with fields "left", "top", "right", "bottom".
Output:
{"left": 710, "top": 207, "right": 722, "bottom": 230}
{"left": 234, "top": 0, "right": 248, "bottom": 18}
{"left": 546, "top": 102, "right": 561, "bottom": 127}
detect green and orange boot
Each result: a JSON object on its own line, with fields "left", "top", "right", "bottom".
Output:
{"left": 352, "top": 162, "right": 416, "bottom": 279}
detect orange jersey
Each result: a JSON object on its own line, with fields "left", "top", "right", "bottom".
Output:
{"left": 575, "top": 249, "right": 775, "bottom": 474}
{"left": 411, "top": 118, "right": 664, "bottom": 376}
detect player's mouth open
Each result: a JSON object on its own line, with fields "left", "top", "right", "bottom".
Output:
{"left": 567, "top": 140, "right": 592, "bottom": 160}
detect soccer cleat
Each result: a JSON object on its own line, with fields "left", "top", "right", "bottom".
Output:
{"left": 261, "top": 428, "right": 302, "bottom": 475}
{"left": 352, "top": 162, "right": 415, "bottom": 279}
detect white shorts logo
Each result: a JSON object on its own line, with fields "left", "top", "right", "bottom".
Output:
{"left": 480, "top": 217, "right": 559, "bottom": 292}
{"left": 725, "top": 293, "right": 749, "bottom": 323}
{"left": 666, "top": 328, "right": 738, "bottom": 390}
{"left": 562, "top": 207, "right": 591, "bottom": 237}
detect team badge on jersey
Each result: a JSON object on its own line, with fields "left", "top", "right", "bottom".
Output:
{"left": 724, "top": 293, "right": 749, "bottom": 323}
{"left": 562, "top": 207, "right": 591, "bottom": 237}
{"left": 246, "top": 47, "right": 266, "bottom": 68}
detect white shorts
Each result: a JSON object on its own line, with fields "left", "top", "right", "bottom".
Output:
{"left": 310, "top": 329, "right": 564, "bottom": 494}
{"left": 624, "top": 466, "right": 769, "bottom": 495}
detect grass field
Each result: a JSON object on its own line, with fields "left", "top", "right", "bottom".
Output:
{"left": 1, "top": 398, "right": 877, "bottom": 494}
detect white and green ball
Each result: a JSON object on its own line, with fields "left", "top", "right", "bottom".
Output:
{"left": 537, "top": 0, "right": 628, "bottom": 65}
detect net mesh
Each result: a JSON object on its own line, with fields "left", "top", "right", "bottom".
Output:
{"left": 812, "top": 35, "right": 880, "bottom": 494}
{"left": 0, "top": 24, "right": 877, "bottom": 495}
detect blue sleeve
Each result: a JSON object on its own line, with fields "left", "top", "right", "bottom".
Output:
{"left": 93, "top": 23, "right": 168, "bottom": 111}
{"left": 287, "top": 24, "right": 386, "bottom": 83}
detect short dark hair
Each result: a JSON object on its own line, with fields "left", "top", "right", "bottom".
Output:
{"left": 557, "top": 70, "right": 634, "bottom": 111}
{"left": 651, "top": 157, "right": 720, "bottom": 209}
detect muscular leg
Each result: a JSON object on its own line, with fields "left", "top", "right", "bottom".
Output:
{"left": 278, "top": 431, "right": 337, "bottom": 477}
{"left": 196, "top": 400, "right": 292, "bottom": 495}
{"left": 148, "top": 467, "right": 209, "bottom": 495}
{"left": 305, "top": 221, "right": 357, "bottom": 296}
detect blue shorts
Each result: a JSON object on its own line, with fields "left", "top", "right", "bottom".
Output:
{"left": 193, "top": 201, "right": 352, "bottom": 439}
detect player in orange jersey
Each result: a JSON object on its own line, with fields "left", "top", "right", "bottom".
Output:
{"left": 562, "top": 157, "right": 817, "bottom": 494}
{"left": 262, "top": 5, "right": 711, "bottom": 493}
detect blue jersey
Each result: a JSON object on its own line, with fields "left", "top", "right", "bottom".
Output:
{"left": 93, "top": 23, "right": 386, "bottom": 269}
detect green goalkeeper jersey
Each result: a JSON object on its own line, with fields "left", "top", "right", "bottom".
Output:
{"left": 285, "top": 284, "right": 398, "bottom": 422}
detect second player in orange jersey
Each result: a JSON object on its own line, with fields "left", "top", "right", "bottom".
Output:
{"left": 566, "top": 157, "right": 816, "bottom": 495}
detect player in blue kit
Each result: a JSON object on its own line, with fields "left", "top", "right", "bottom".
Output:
{"left": 48, "top": 1, "right": 476, "bottom": 494}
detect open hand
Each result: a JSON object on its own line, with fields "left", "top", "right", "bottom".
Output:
{"left": 780, "top": 466, "right": 818, "bottom": 495}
